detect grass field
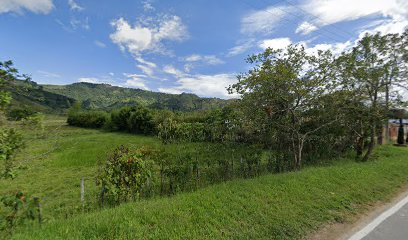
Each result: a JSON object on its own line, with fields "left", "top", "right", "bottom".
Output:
{"left": 0, "top": 116, "right": 161, "bottom": 221}
{"left": 2, "top": 116, "right": 408, "bottom": 239}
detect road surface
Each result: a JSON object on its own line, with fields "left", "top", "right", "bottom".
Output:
{"left": 348, "top": 195, "right": 408, "bottom": 240}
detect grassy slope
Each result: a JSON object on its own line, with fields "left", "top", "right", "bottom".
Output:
{"left": 12, "top": 146, "right": 408, "bottom": 239}
{"left": 0, "top": 116, "right": 159, "bottom": 221}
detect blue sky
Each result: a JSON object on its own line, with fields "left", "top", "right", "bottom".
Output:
{"left": 0, "top": 0, "right": 407, "bottom": 98}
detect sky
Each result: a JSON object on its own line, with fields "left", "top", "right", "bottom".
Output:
{"left": 0, "top": 0, "right": 407, "bottom": 99}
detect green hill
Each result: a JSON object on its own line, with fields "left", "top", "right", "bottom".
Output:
{"left": 43, "top": 82, "right": 230, "bottom": 111}
{"left": 7, "top": 80, "right": 75, "bottom": 113}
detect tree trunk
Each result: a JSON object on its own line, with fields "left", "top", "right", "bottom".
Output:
{"left": 363, "top": 91, "right": 378, "bottom": 162}
{"left": 362, "top": 127, "right": 375, "bottom": 161}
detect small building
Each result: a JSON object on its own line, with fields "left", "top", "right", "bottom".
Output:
{"left": 388, "top": 119, "right": 408, "bottom": 140}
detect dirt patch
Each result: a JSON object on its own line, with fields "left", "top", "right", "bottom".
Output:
{"left": 306, "top": 187, "right": 408, "bottom": 240}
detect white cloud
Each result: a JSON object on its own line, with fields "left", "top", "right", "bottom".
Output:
{"left": 95, "top": 40, "right": 106, "bottom": 48}
{"left": 159, "top": 73, "right": 238, "bottom": 99}
{"left": 163, "top": 65, "right": 185, "bottom": 78}
{"left": 0, "top": 0, "right": 54, "bottom": 14}
{"left": 142, "top": 0, "right": 155, "bottom": 12}
{"left": 227, "top": 40, "right": 255, "bottom": 57}
{"left": 135, "top": 57, "right": 157, "bottom": 68}
{"left": 137, "top": 64, "right": 155, "bottom": 77}
{"left": 361, "top": 19, "right": 408, "bottom": 35}
{"left": 68, "top": 0, "right": 83, "bottom": 11}
{"left": 303, "top": 0, "right": 408, "bottom": 27}
{"left": 295, "top": 21, "right": 318, "bottom": 35}
{"left": 70, "top": 17, "right": 90, "bottom": 30}
{"left": 259, "top": 37, "right": 292, "bottom": 50}
{"left": 123, "top": 73, "right": 150, "bottom": 90}
{"left": 241, "top": 5, "right": 292, "bottom": 34}
{"left": 110, "top": 15, "right": 188, "bottom": 56}
{"left": 303, "top": 41, "right": 353, "bottom": 55}
{"left": 37, "top": 70, "right": 61, "bottom": 78}
{"left": 183, "top": 54, "right": 224, "bottom": 65}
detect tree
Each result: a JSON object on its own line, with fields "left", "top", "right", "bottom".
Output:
{"left": 229, "top": 45, "right": 339, "bottom": 170}
{"left": 382, "top": 30, "right": 408, "bottom": 143}
{"left": 0, "top": 61, "right": 25, "bottom": 178}
{"left": 337, "top": 32, "right": 407, "bottom": 161}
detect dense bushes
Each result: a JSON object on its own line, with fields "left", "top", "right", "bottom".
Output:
{"left": 96, "top": 143, "right": 273, "bottom": 199}
{"left": 110, "top": 106, "right": 154, "bottom": 134}
{"left": 6, "top": 107, "right": 36, "bottom": 121}
{"left": 67, "top": 111, "right": 108, "bottom": 128}
{"left": 68, "top": 105, "right": 155, "bottom": 134}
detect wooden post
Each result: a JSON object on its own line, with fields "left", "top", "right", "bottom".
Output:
{"left": 81, "top": 177, "right": 85, "bottom": 211}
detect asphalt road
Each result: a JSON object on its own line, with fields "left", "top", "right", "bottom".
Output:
{"left": 360, "top": 201, "right": 408, "bottom": 240}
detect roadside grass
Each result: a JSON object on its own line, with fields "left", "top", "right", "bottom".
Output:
{"left": 11, "top": 145, "right": 408, "bottom": 239}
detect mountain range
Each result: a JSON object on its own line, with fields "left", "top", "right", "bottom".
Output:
{"left": 8, "top": 80, "right": 229, "bottom": 113}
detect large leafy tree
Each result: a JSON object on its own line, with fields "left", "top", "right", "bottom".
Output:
{"left": 0, "top": 60, "right": 25, "bottom": 178}
{"left": 229, "top": 45, "right": 339, "bottom": 169}
{"left": 337, "top": 31, "right": 408, "bottom": 161}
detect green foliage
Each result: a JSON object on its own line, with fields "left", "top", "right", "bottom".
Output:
{"left": 0, "top": 129, "right": 24, "bottom": 179}
{"left": 126, "top": 106, "right": 155, "bottom": 134}
{"left": 97, "top": 145, "right": 153, "bottom": 204}
{"left": 6, "top": 107, "right": 36, "bottom": 121}
{"left": 0, "top": 191, "right": 41, "bottom": 234}
{"left": 109, "top": 105, "right": 155, "bottom": 134}
{"left": 6, "top": 80, "right": 75, "bottom": 113}
{"left": 11, "top": 146, "right": 408, "bottom": 240}
{"left": 67, "top": 111, "right": 108, "bottom": 128}
{"left": 0, "top": 92, "right": 11, "bottom": 112}
{"left": 229, "top": 45, "right": 339, "bottom": 169}
{"left": 43, "top": 82, "right": 229, "bottom": 112}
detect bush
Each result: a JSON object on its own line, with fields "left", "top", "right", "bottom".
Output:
{"left": 67, "top": 111, "right": 108, "bottom": 128}
{"left": 126, "top": 106, "right": 154, "bottom": 134}
{"left": 6, "top": 108, "right": 36, "bottom": 121}
{"left": 0, "top": 128, "right": 24, "bottom": 179}
{"left": 109, "top": 106, "right": 155, "bottom": 134}
{"left": 97, "top": 145, "right": 153, "bottom": 205}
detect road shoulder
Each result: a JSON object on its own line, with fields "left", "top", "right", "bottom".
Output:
{"left": 306, "top": 186, "right": 408, "bottom": 240}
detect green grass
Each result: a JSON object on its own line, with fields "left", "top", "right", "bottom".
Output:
{"left": 0, "top": 116, "right": 160, "bottom": 221}
{"left": 10, "top": 144, "right": 408, "bottom": 239}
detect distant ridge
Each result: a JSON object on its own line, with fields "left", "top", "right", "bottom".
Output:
{"left": 13, "top": 81, "right": 230, "bottom": 112}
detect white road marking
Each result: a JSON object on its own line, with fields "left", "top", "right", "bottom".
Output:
{"left": 348, "top": 194, "right": 408, "bottom": 240}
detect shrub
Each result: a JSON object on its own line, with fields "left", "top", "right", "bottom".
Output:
{"left": 126, "top": 106, "right": 154, "bottom": 134}
{"left": 6, "top": 108, "right": 36, "bottom": 121}
{"left": 0, "top": 191, "right": 41, "bottom": 234}
{"left": 97, "top": 145, "right": 153, "bottom": 205}
{"left": 0, "top": 128, "right": 24, "bottom": 179}
{"left": 109, "top": 106, "right": 155, "bottom": 134}
{"left": 67, "top": 111, "right": 108, "bottom": 128}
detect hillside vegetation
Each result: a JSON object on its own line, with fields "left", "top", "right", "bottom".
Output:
{"left": 6, "top": 80, "right": 75, "bottom": 113}
{"left": 43, "top": 82, "right": 229, "bottom": 111}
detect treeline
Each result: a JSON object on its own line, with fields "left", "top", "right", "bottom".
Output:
{"left": 67, "top": 103, "right": 250, "bottom": 143}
